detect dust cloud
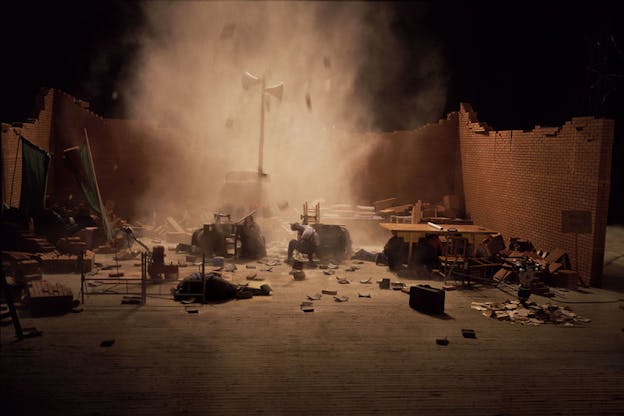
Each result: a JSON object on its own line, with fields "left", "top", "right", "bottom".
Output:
{"left": 122, "top": 1, "right": 446, "bottom": 225}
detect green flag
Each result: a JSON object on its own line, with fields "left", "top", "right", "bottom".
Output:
{"left": 19, "top": 137, "right": 50, "bottom": 220}
{"left": 63, "top": 143, "right": 112, "bottom": 241}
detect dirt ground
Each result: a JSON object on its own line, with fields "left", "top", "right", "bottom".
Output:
{"left": 1, "top": 226, "right": 623, "bottom": 416}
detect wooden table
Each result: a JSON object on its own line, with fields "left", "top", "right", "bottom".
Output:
{"left": 379, "top": 222, "right": 498, "bottom": 263}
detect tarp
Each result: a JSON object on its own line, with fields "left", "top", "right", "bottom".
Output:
{"left": 19, "top": 137, "right": 50, "bottom": 220}
{"left": 63, "top": 142, "right": 112, "bottom": 241}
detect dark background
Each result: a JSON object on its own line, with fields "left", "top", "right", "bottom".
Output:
{"left": 1, "top": 1, "right": 621, "bottom": 222}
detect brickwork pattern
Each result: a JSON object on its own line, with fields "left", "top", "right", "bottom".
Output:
{"left": 1, "top": 89, "right": 54, "bottom": 206}
{"left": 458, "top": 103, "right": 614, "bottom": 285}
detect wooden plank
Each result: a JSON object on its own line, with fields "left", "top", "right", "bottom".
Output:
{"left": 167, "top": 217, "right": 186, "bottom": 233}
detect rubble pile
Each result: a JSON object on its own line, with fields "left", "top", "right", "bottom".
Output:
{"left": 471, "top": 300, "right": 591, "bottom": 326}
{"left": 475, "top": 234, "right": 583, "bottom": 292}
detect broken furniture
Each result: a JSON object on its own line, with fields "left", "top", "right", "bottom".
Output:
{"left": 391, "top": 200, "right": 423, "bottom": 224}
{"left": 438, "top": 235, "right": 469, "bottom": 284}
{"left": 192, "top": 213, "right": 238, "bottom": 258}
{"left": 191, "top": 212, "right": 266, "bottom": 260}
{"left": 379, "top": 222, "right": 497, "bottom": 265}
{"left": 301, "top": 201, "right": 320, "bottom": 225}
{"left": 373, "top": 197, "right": 399, "bottom": 212}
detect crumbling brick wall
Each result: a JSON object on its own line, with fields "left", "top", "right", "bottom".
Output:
{"left": 353, "top": 112, "right": 464, "bottom": 208}
{"left": 458, "top": 103, "right": 614, "bottom": 286}
{"left": 1, "top": 88, "right": 54, "bottom": 206}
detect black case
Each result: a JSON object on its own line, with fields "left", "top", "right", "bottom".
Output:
{"left": 409, "top": 284, "right": 445, "bottom": 315}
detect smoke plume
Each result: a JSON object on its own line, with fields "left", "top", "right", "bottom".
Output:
{"left": 122, "top": 1, "right": 446, "bottom": 222}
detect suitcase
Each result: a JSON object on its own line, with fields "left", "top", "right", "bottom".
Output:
{"left": 409, "top": 284, "right": 445, "bottom": 315}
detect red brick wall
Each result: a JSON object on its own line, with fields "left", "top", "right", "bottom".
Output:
{"left": 458, "top": 103, "right": 614, "bottom": 285}
{"left": 353, "top": 112, "right": 464, "bottom": 207}
{"left": 1, "top": 88, "right": 54, "bottom": 206}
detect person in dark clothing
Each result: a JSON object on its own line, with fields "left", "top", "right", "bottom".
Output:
{"left": 287, "top": 222, "right": 319, "bottom": 262}
{"left": 417, "top": 234, "right": 442, "bottom": 268}
{"left": 383, "top": 232, "right": 408, "bottom": 270}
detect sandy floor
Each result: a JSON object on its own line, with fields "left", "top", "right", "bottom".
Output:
{"left": 1, "top": 227, "right": 623, "bottom": 415}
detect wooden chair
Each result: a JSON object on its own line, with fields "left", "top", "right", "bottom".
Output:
{"left": 301, "top": 201, "right": 320, "bottom": 225}
{"left": 391, "top": 200, "right": 423, "bottom": 224}
{"left": 438, "top": 234, "right": 469, "bottom": 285}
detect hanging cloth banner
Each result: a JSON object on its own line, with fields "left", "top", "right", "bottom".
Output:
{"left": 63, "top": 146, "right": 100, "bottom": 214}
{"left": 63, "top": 133, "right": 112, "bottom": 241}
{"left": 18, "top": 137, "right": 50, "bottom": 220}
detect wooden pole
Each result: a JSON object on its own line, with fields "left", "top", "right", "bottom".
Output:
{"left": 83, "top": 128, "right": 112, "bottom": 241}
{"left": 8, "top": 136, "right": 21, "bottom": 207}
{"left": 258, "top": 77, "right": 265, "bottom": 176}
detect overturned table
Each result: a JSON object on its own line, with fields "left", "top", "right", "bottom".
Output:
{"left": 379, "top": 222, "right": 498, "bottom": 264}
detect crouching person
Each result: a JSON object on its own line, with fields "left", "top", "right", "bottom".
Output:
{"left": 287, "top": 222, "right": 320, "bottom": 263}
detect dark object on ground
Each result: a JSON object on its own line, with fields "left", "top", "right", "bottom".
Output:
{"left": 192, "top": 213, "right": 266, "bottom": 259}
{"left": 436, "top": 337, "right": 449, "bottom": 346}
{"left": 28, "top": 280, "right": 76, "bottom": 316}
{"left": 121, "top": 296, "right": 141, "bottom": 305}
{"left": 518, "top": 285, "right": 531, "bottom": 304}
{"left": 172, "top": 272, "right": 271, "bottom": 302}
{"left": 100, "top": 339, "right": 115, "bottom": 347}
{"left": 312, "top": 224, "right": 352, "bottom": 262}
{"left": 409, "top": 285, "right": 445, "bottom": 315}
{"left": 461, "top": 329, "right": 477, "bottom": 338}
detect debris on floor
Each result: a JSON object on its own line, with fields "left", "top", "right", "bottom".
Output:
{"left": 461, "top": 328, "right": 477, "bottom": 338}
{"left": 471, "top": 300, "right": 591, "bottom": 326}
{"left": 246, "top": 273, "right": 264, "bottom": 281}
{"left": 290, "top": 270, "right": 306, "bottom": 281}
{"left": 121, "top": 295, "right": 141, "bottom": 305}
{"left": 334, "top": 295, "right": 349, "bottom": 302}
{"left": 436, "top": 337, "right": 449, "bottom": 346}
{"left": 336, "top": 277, "right": 350, "bottom": 284}
{"left": 322, "top": 289, "right": 337, "bottom": 295}
{"left": 300, "top": 301, "right": 314, "bottom": 312}
{"left": 307, "top": 293, "right": 322, "bottom": 301}
{"left": 28, "top": 280, "right": 77, "bottom": 315}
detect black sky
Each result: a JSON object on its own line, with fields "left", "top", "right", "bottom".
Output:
{"left": 1, "top": 1, "right": 622, "bottom": 221}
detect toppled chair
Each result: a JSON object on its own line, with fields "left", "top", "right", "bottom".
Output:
{"left": 438, "top": 234, "right": 469, "bottom": 285}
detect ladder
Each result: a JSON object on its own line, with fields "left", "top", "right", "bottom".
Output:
{"left": 0, "top": 267, "right": 41, "bottom": 345}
